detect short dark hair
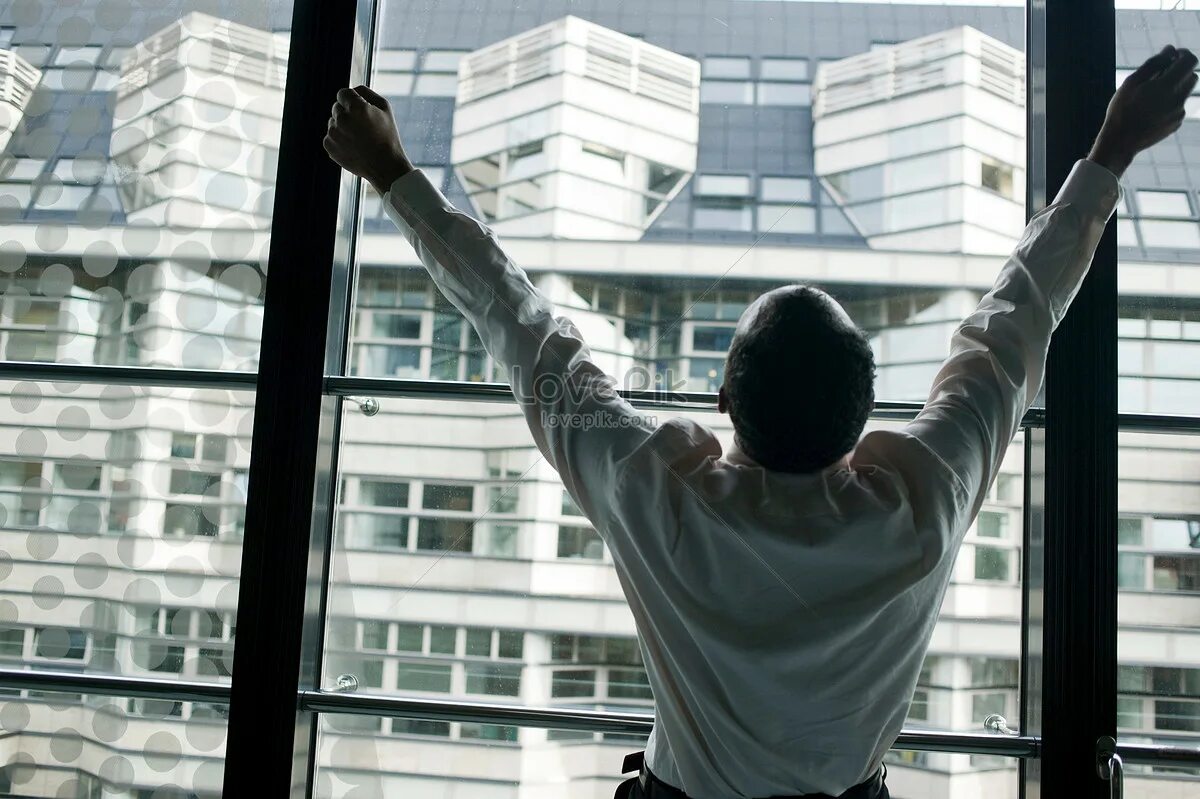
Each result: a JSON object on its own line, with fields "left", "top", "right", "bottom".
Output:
{"left": 724, "top": 286, "right": 875, "bottom": 473}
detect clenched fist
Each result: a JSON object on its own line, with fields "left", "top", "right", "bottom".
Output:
{"left": 1090, "top": 46, "right": 1198, "bottom": 177}
{"left": 323, "top": 86, "right": 414, "bottom": 194}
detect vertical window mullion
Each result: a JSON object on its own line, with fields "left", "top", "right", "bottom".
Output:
{"left": 221, "top": 0, "right": 363, "bottom": 795}
{"left": 1026, "top": 0, "right": 1119, "bottom": 794}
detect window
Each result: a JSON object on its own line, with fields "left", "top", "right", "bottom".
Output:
{"left": 34, "top": 628, "right": 86, "bottom": 660}
{"left": 551, "top": 669, "right": 596, "bottom": 698}
{"left": 464, "top": 663, "right": 521, "bottom": 696}
{"left": 359, "top": 480, "right": 409, "bottom": 507}
{"left": 422, "top": 50, "right": 466, "bottom": 72}
{"left": 703, "top": 57, "right": 751, "bottom": 78}
{"left": 1139, "top": 220, "right": 1200, "bottom": 249}
{"left": 758, "top": 204, "right": 816, "bottom": 233}
{"left": 976, "top": 511, "right": 1008, "bottom": 539}
{"left": 760, "top": 177, "right": 811, "bottom": 203}
{"left": 756, "top": 82, "right": 811, "bottom": 105}
{"left": 692, "top": 325, "right": 735, "bottom": 352}
{"left": 694, "top": 206, "right": 753, "bottom": 231}
{"left": 700, "top": 80, "right": 754, "bottom": 104}
{"left": 429, "top": 626, "right": 457, "bottom": 655}
{"left": 974, "top": 546, "right": 1011, "bottom": 582}
{"left": 422, "top": 484, "right": 473, "bottom": 511}
{"left": 981, "top": 158, "right": 1015, "bottom": 198}
{"left": 13, "top": 1, "right": 1199, "bottom": 795}
{"left": 0, "top": 627, "right": 24, "bottom": 658}
{"left": 1136, "top": 190, "right": 1192, "bottom": 218}
{"left": 396, "top": 664, "right": 452, "bottom": 693}
{"left": 760, "top": 58, "right": 809, "bottom": 80}
{"left": 557, "top": 525, "right": 604, "bottom": 560}
{"left": 361, "top": 621, "right": 389, "bottom": 650}
{"left": 695, "top": 174, "right": 752, "bottom": 197}
{"left": 171, "top": 434, "right": 197, "bottom": 459}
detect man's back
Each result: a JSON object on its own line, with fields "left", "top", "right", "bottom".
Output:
{"left": 603, "top": 420, "right": 950, "bottom": 796}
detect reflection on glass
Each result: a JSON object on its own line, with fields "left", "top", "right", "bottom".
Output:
{"left": 321, "top": 397, "right": 1025, "bottom": 795}
{"left": 312, "top": 712, "right": 1020, "bottom": 799}
{"left": 1118, "top": 431, "right": 1200, "bottom": 795}
{"left": 0, "top": 691, "right": 227, "bottom": 797}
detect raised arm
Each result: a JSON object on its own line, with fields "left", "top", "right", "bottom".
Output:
{"left": 322, "top": 87, "right": 654, "bottom": 522}
{"left": 883, "top": 47, "right": 1197, "bottom": 549}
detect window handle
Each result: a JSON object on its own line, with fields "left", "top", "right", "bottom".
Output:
{"left": 331, "top": 673, "right": 359, "bottom": 693}
{"left": 343, "top": 396, "right": 380, "bottom": 417}
{"left": 983, "top": 713, "right": 1018, "bottom": 736}
{"left": 1097, "top": 736, "right": 1124, "bottom": 799}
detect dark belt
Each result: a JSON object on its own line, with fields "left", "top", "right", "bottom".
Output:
{"left": 616, "top": 751, "right": 888, "bottom": 799}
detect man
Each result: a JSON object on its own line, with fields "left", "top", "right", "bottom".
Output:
{"left": 324, "top": 44, "right": 1195, "bottom": 799}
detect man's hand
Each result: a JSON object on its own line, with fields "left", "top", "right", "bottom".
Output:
{"left": 1090, "top": 46, "right": 1197, "bottom": 177}
{"left": 323, "top": 86, "right": 414, "bottom": 194}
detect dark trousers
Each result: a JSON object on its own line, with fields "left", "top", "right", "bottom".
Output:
{"left": 614, "top": 752, "right": 890, "bottom": 799}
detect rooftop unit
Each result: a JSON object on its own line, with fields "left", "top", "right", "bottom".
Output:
{"left": 451, "top": 16, "right": 700, "bottom": 240}
{"left": 0, "top": 48, "right": 41, "bottom": 153}
{"left": 109, "top": 12, "right": 288, "bottom": 230}
{"left": 814, "top": 27, "right": 1026, "bottom": 255}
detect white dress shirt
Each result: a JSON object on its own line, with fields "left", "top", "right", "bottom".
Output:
{"left": 383, "top": 159, "right": 1120, "bottom": 798}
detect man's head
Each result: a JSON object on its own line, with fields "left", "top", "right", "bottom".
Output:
{"left": 717, "top": 285, "right": 875, "bottom": 473}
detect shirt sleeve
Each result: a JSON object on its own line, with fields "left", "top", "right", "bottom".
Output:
{"left": 381, "top": 169, "right": 657, "bottom": 525}
{"left": 868, "top": 159, "right": 1121, "bottom": 560}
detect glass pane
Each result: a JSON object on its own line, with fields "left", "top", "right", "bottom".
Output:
{"left": 346, "top": 5, "right": 1026, "bottom": 412}
{"left": 0, "top": 380, "right": 252, "bottom": 682}
{"left": 0, "top": 2, "right": 294, "bottom": 369}
{"left": 312, "top": 714, "right": 1019, "bottom": 799}
{"left": 1118, "top": 429, "right": 1200, "bottom": 787}
{"left": 323, "top": 398, "right": 1025, "bottom": 789}
{"left": 0, "top": 690, "right": 228, "bottom": 796}
{"left": 1117, "top": 10, "right": 1200, "bottom": 416}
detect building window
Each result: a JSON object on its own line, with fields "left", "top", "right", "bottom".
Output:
{"left": 396, "top": 664, "right": 452, "bottom": 693}
{"left": 417, "top": 518, "right": 474, "bottom": 552}
{"left": 760, "top": 58, "right": 809, "bottom": 81}
{"left": 423, "top": 484, "right": 474, "bottom": 511}
{"left": 692, "top": 325, "right": 735, "bottom": 352}
{"left": 976, "top": 511, "right": 1008, "bottom": 539}
{"left": 1136, "top": 190, "right": 1193, "bottom": 219}
{"left": 0, "top": 627, "right": 24, "bottom": 658}
{"left": 557, "top": 525, "right": 604, "bottom": 560}
{"left": 465, "top": 663, "right": 521, "bottom": 696}
{"left": 429, "top": 626, "right": 457, "bottom": 655}
{"left": 497, "top": 631, "right": 524, "bottom": 660}
{"left": 980, "top": 158, "right": 1015, "bottom": 199}
{"left": 361, "top": 621, "right": 390, "bottom": 650}
{"left": 465, "top": 627, "right": 492, "bottom": 657}
{"left": 974, "top": 545, "right": 1012, "bottom": 582}
{"left": 1152, "top": 555, "right": 1200, "bottom": 591}
{"left": 756, "top": 82, "right": 811, "bottom": 106}
{"left": 392, "top": 718, "right": 451, "bottom": 737}
{"left": 695, "top": 174, "right": 752, "bottom": 197}
{"left": 760, "top": 177, "right": 811, "bottom": 203}
{"left": 694, "top": 205, "right": 753, "bottom": 231}
{"left": 757, "top": 204, "right": 816, "bottom": 234}
{"left": 551, "top": 668, "right": 596, "bottom": 698}
{"left": 1118, "top": 553, "right": 1147, "bottom": 590}
{"left": 1139, "top": 220, "right": 1200, "bottom": 249}
{"left": 703, "top": 57, "right": 751, "bottom": 78}
{"left": 700, "top": 80, "right": 754, "bottom": 105}
{"left": 359, "top": 480, "right": 409, "bottom": 508}
{"left": 171, "top": 433, "right": 197, "bottom": 458}
{"left": 396, "top": 624, "right": 424, "bottom": 652}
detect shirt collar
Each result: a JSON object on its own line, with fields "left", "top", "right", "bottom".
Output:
{"left": 725, "top": 438, "right": 850, "bottom": 474}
